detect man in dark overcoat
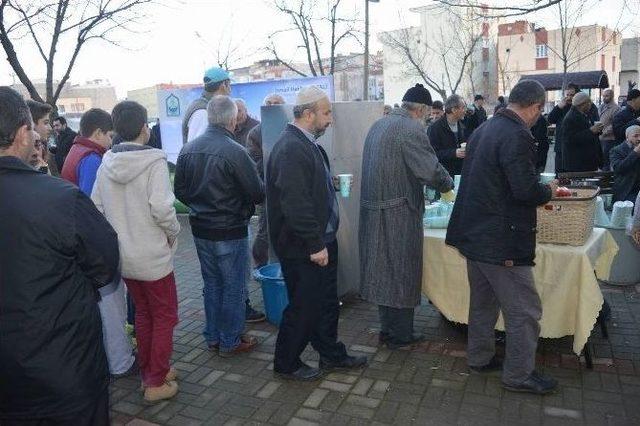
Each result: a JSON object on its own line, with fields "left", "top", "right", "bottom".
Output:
{"left": 359, "top": 84, "right": 454, "bottom": 349}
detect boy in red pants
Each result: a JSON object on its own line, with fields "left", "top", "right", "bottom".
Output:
{"left": 92, "top": 101, "right": 181, "bottom": 403}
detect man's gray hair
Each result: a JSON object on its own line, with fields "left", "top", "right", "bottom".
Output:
{"left": 264, "top": 93, "right": 285, "bottom": 105}
{"left": 444, "top": 94, "right": 465, "bottom": 114}
{"left": 508, "top": 80, "right": 546, "bottom": 108}
{"left": 207, "top": 95, "right": 238, "bottom": 127}
{"left": 293, "top": 102, "right": 318, "bottom": 119}
{"left": 401, "top": 101, "right": 426, "bottom": 112}
{"left": 626, "top": 124, "right": 640, "bottom": 139}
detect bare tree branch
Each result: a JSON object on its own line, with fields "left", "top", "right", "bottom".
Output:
{"left": 433, "top": 0, "right": 564, "bottom": 18}
{"left": 0, "top": 0, "right": 153, "bottom": 108}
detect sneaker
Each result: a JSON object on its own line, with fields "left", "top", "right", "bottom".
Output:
{"left": 469, "top": 356, "right": 503, "bottom": 373}
{"left": 503, "top": 371, "right": 558, "bottom": 395}
{"left": 275, "top": 364, "right": 323, "bottom": 381}
{"left": 140, "top": 367, "right": 178, "bottom": 391}
{"left": 144, "top": 380, "right": 178, "bottom": 403}
{"left": 219, "top": 335, "right": 258, "bottom": 358}
{"left": 246, "top": 303, "right": 266, "bottom": 323}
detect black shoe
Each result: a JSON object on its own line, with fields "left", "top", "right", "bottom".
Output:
{"left": 319, "top": 355, "right": 368, "bottom": 371}
{"left": 386, "top": 334, "right": 426, "bottom": 350}
{"left": 246, "top": 303, "right": 266, "bottom": 323}
{"left": 378, "top": 332, "right": 390, "bottom": 345}
{"left": 110, "top": 359, "right": 139, "bottom": 379}
{"left": 503, "top": 371, "right": 558, "bottom": 395}
{"left": 275, "top": 364, "right": 323, "bottom": 381}
{"left": 469, "top": 356, "right": 503, "bottom": 373}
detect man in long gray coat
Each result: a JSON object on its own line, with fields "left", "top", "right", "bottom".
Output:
{"left": 359, "top": 84, "right": 455, "bottom": 349}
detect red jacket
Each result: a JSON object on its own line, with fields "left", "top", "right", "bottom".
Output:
{"left": 61, "top": 137, "right": 107, "bottom": 185}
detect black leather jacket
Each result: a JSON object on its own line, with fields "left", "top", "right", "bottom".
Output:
{"left": 175, "top": 125, "right": 264, "bottom": 241}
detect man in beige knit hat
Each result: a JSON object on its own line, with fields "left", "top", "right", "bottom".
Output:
{"left": 266, "top": 86, "right": 367, "bottom": 381}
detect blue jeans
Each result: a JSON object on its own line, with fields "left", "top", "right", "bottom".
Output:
{"left": 195, "top": 237, "right": 248, "bottom": 352}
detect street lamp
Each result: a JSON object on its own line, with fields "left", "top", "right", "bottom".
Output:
{"left": 364, "top": 0, "right": 380, "bottom": 101}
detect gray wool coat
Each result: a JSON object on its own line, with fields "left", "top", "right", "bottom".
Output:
{"left": 359, "top": 108, "right": 454, "bottom": 309}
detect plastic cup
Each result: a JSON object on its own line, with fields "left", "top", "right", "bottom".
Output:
{"left": 460, "top": 143, "right": 467, "bottom": 150}
{"left": 540, "top": 172, "right": 555, "bottom": 184}
{"left": 338, "top": 174, "right": 353, "bottom": 198}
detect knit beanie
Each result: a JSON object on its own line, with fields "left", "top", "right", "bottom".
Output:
{"left": 402, "top": 84, "right": 433, "bottom": 106}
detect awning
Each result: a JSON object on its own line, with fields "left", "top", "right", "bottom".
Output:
{"left": 519, "top": 71, "right": 610, "bottom": 91}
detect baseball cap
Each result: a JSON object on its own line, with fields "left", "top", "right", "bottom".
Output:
{"left": 203, "top": 67, "right": 232, "bottom": 86}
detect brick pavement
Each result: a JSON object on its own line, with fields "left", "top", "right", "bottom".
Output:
{"left": 110, "top": 217, "right": 640, "bottom": 425}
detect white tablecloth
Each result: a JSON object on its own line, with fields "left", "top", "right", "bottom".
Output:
{"left": 422, "top": 227, "right": 618, "bottom": 354}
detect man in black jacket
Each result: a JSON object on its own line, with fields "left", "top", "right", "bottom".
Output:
{"left": 246, "top": 94, "right": 286, "bottom": 269}
{"left": 548, "top": 83, "right": 579, "bottom": 173}
{"left": 175, "top": 95, "right": 264, "bottom": 357}
{"left": 531, "top": 114, "right": 550, "bottom": 172}
{"left": 463, "top": 94, "right": 488, "bottom": 135}
{"left": 266, "top": 86, "right": 366, "bottom": 381}
{"left": 560, "top": 92, "right": 604, "bottom": 172}
{"left": 611, "top": 125, "right": 640, "bottom": 202}
{"left": 612, "top": 89, "right": 640, "bottom": 145}
{"left": 0, "top": 87, "right": 120, "bottom": 425}
{"left": 427, "top": 94, "right": 468, "bottom": 176}
{"left": 52, "top": 116, "right": 77, "bottom": 171}
{"left": 446, "top": 80, "right": 558, "bottom": 395}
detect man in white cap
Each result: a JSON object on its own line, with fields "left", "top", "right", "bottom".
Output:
{"left": 266, "top": 85, "right": 367, "bottom": 381}
{"left": 182, "top": 67, "right": 232, "bottom": 144}
{"left": 559, "top": 91, "right": 604, "bottom": 172}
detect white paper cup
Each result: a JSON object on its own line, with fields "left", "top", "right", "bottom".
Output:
{"left": 460, "top": 143, "right": 467, "bottom": 150}
{"left": 338, "top": 174, "right": 353, "bottom": 198}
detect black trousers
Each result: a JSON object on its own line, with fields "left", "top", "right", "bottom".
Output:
{"left": 378, "top": 305, "right": 414, "bottom": 342}
{"left": 554, "top": 151, "right": 564, "bottom": 174}
{"left": 1, "top": 388, "right": 109, "bottom": 426}
{"left": 274, "top": 240, "right": 347, "bottom": 373}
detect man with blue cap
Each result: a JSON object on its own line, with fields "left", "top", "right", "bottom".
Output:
{"left": 182, "top": 67, "right": 231, "bottom": 144}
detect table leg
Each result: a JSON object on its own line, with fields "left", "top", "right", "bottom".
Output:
{"left": 583, "top": 344, "right": 594, "bottom": 369}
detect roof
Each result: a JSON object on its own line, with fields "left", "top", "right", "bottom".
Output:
{"left": 519, "top": 71, "right": 610, "bottom": 91}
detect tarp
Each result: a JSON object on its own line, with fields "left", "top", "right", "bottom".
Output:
{"left": 519, "top": 71, "right": 610, "bottom": 91}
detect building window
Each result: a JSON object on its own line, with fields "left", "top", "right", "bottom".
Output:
{"left": 535, "top": 44, "right": 548, "bottom": 58}
{"left": 601, "top": 54, "right": 606, "bottom": 71}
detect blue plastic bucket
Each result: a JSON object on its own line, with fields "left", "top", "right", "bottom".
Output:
{"left": 254, "top": 263, "right": 289, "bottom": 326}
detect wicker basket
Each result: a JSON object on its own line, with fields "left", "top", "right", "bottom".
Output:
{"left": 536, "top": 186, "right": 600, "bottom": 246}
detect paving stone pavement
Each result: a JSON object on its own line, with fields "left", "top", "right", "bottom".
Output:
{"left": 110, "top": 216, "right": 640, "bottom": 425}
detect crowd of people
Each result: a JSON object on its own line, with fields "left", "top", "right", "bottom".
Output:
{"left": 2, "top": 64, "right": 640, "bottom": 424}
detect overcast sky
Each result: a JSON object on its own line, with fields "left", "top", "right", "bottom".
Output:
{"left": 0, "top": 0, "right": 635, "bottom": 98}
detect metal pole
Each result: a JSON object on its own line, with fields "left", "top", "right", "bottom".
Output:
{"left": 364, "top": 0, "right": 369, "bottom": 101}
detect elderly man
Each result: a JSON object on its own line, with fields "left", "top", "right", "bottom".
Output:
{"left": 561, "top": 92, "right": 604, "bottom": 172}
{"left": 0, "top": 87, "right": 119, "bottom": 425}
{"left": 233, "top": 99, "right": 259, "bottom": 147}
{"left": 267, "top": 86, "right": 367, "bottom": 380}
{"left": 613, "top": 89, "right": 640, "bottom": 145}
{"left": 611, "top": 125, "right": 640, "bottom": 202}
{"left": 464, "top": 94, "right": 488, "bottom": 135}
{"left": 548, "top": 83, "right": 580, "bottom": 173}
{"left": 359, "top": 83, "right": 454, "bottom": 349}
{"left": 175, "top": 95, "right": 264, "bottom": 357}
{"left": 599, "top": 89, "right": 621, "bottom": 170}
{"left": 247, "top": 93, "right": 285, "bottom": 268}
{"left": 182, "top": 67, "right": 232, "bottom": 144}
{"left": 446, "top": 80, "right": 558, "bottom": 395}
{"left": 427, "top": 94, "right": 468, "bottom": 177}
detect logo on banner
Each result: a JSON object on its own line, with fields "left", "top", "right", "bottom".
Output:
{"left": 165, "top": 94, "right": 180, "bottom": 117}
